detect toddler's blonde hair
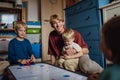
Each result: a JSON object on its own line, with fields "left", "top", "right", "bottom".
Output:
{"left": 62, "top": 28, "right": 75, "bottom": 41}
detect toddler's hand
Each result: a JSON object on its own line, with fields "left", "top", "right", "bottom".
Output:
{"left": 60, "top": 56, "right": 65, "bottom": 59}
{"left": 64, "top": 55, "right": 71, "bottom": 59}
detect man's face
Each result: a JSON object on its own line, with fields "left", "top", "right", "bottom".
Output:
{"left": 51, "top": 19, "right": 64, "bottom": 32}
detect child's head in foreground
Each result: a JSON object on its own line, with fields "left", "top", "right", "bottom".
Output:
{"left": 100, "top": 16, "right": 120, "bottom": 64}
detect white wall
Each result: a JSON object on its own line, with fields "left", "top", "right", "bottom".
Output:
{"left": 27, "top": 0, "right": 39, "bottom": 21}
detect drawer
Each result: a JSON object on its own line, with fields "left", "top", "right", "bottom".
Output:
{"left": 27, "top": 28, "right": 41, "bottom": 34}
{"left": 65, "top": 0, "right": 97, "bottom": 16}
{"left": 85, "top": 41, "right": 101, "bottom": 56}
{"left": 74, "top": 25, "right": 100, "bottom": 40}
{"left": 66, "top": 8, "right": 99, "bottom": 28}
{"left": 102, "top": 3, "right": 120, "bottom": 23}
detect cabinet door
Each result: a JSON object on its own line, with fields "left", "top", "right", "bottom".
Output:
{"left": 102, "top": 3, "right": 120, "bottom": 23}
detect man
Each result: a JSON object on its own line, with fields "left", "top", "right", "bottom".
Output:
{"left": 48, "top": 14, "right": 89, "bottom": 70}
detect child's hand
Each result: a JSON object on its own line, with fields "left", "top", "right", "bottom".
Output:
{"left": 30, "top": 55, "right": 36, "bottom": 62}
{"left": 18, "top": 59, "right": 27, "bottom": 64}
{"left": 26, "top": 58, "right": 33, "bottom": 65}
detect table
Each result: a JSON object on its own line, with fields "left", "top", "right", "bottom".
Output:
{"left": 7, "top": 63, "right": 87, "bottom": 80}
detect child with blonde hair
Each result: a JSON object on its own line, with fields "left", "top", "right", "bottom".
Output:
{"left": 8, "top": 21, "right": 36, "bottom": 65}
{"left": 58, "top": 28, "right": 103, "bottom": 74}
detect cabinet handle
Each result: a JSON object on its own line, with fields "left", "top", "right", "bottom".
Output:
{"left": 114, "top": 14, "right": 117, "bottom": 17}
{"left": 89, "top": 46, "right": 92, "bottom": 50}
{"left": 86, "top": 32, "right": 91, "bottom": 37}
{"left": 85, "top": 16, "right": 90, "bottom": 20}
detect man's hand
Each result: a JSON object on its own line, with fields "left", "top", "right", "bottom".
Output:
{"left": 60, "top": 55, "right": 71, "bottom": 59}
{"left": 64, "top": 55, "right": 72, "bottom": 59}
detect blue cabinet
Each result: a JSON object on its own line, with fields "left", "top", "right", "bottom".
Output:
{"left": 65, "top": 0, "right": 110, "bottom": 68}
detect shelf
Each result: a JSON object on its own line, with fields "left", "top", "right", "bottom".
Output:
{"left": 0, "top": 7, "right": 21, "bottom": 9}
{"left": 0, "top": 36, "right": 15, "bottom": 38}
{"left": 0, "top": 7, "right": 22, "bottom": 21}
{"left": 0, "top": 7, "right": 22, "bottom": 13}
{"left": 0, "top": 50, "right": 8, "bottom": 54}
{"left": 0, "top": 29, "right": 16, "bottom": 39}
{"left": 0, "top": 29, "right": 14, "bottom": 31}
